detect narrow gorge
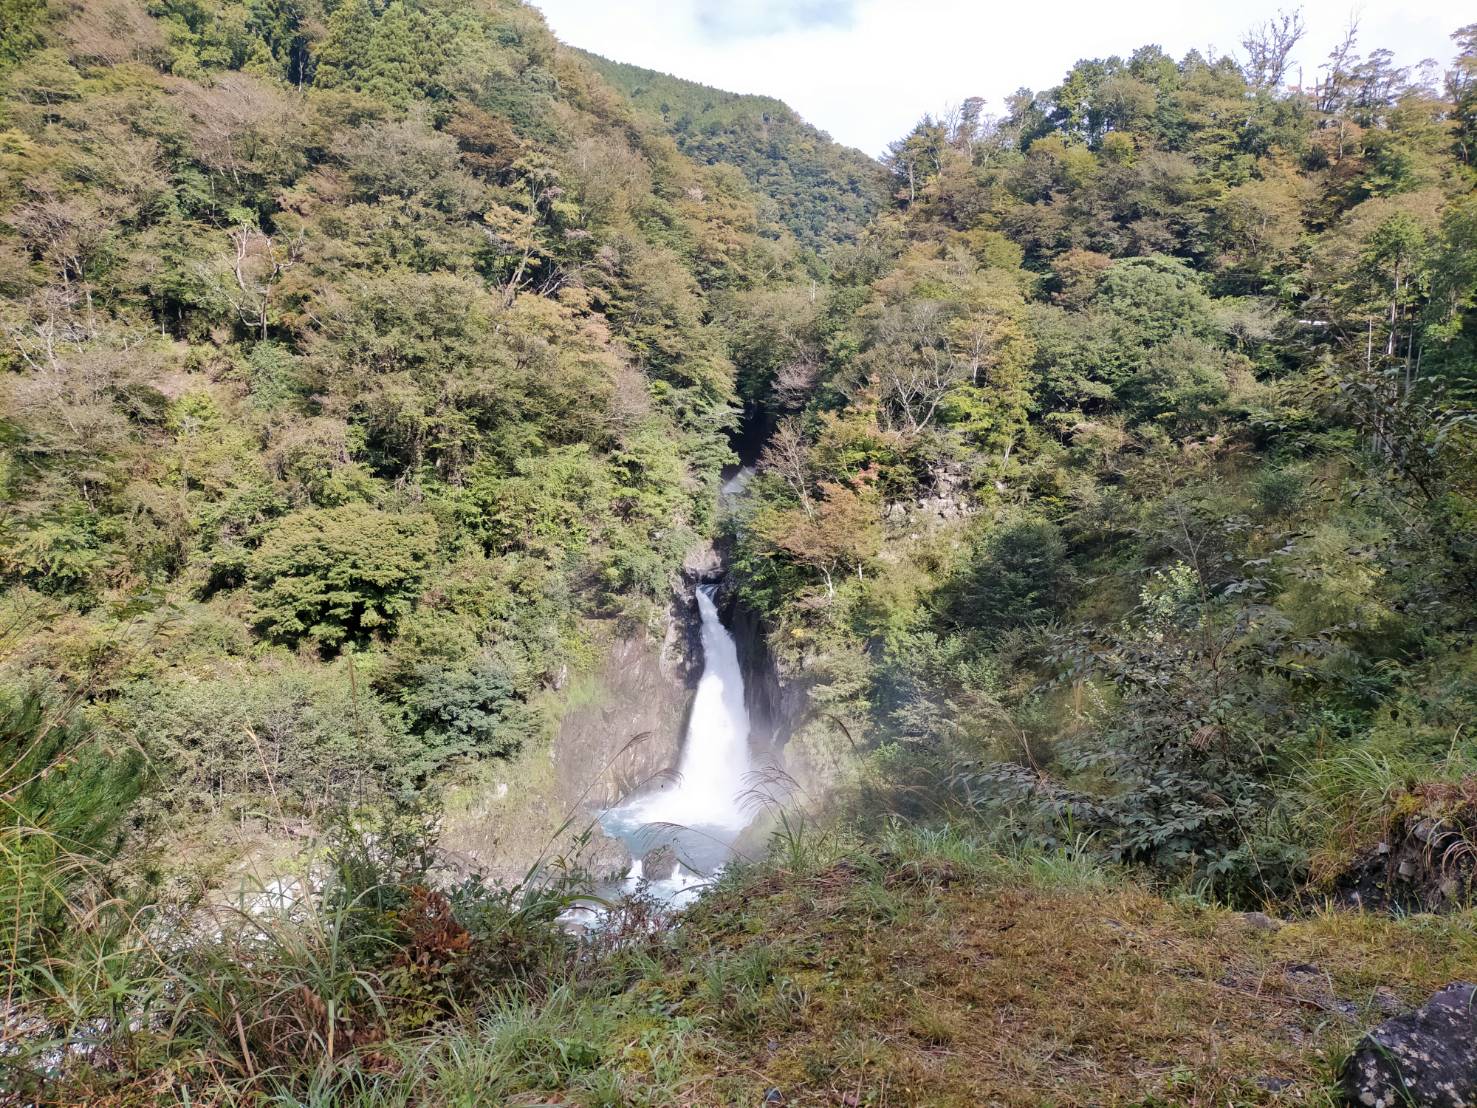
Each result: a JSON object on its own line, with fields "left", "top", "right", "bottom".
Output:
{"left": 3, "top": 1, "right": 1476, "bottom": 1104}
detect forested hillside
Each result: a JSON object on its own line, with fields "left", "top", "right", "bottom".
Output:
{"left": 5, "top": 2, "right": 1477, "bottom": 1103}
{"left": 733, "top": 28, "right": 1477, "bottom": 907}
{"left": 579, "top": 51, "right": 885, "bottom": 251}
{"left": 0, "top": 0, "right": 814, "bottom": 860}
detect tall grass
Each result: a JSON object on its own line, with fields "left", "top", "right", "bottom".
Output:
{"left": 1, "top": 687, "right": 142, "bottom": 1004}
{"left": 1, "top": 803, "right": 603, "bottom": 1103}
{"left": 1296, "top": 741, "right": 1477, "bottom": 876}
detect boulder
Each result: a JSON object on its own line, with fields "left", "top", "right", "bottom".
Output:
{"left": 576, "top": 826, "right": 632, "bottom": 883}
{"left": 640, "top": 845, "right": 679, "bottom": 882}
{"left": 1338, "top": 983, "right": 1477, "bottom": 1107}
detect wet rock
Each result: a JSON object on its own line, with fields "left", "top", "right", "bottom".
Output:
{"left": 576, "top": 827, "right": 632, "bottom": 883}
{"left": 641, "top": 845, "right": 678, "bottom": 882}
{"left": 1338, "top": 982, "right": 1477, "bottom": 1107}
{"left": 683, "top": 541, "right": 723, "bottom": 580}
{"left": 726, "top": 593, "right": 806, "bottom": 760}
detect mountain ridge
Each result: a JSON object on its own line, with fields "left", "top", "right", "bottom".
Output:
{"left": 576, "top": 46, "right": 887, "bottom": 250}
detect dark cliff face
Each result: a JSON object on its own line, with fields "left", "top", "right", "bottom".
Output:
{"left": 722, "top": 590, "right": 804, "bottom": 762}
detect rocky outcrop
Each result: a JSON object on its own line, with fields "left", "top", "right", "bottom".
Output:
{"left": 1332, "top": 783, "right": 1477, "bottom": 913}
{"left": 640, "top": 845, "right": 679, "bottom": 881}
{"left": 1339, "top": 983, "right": 1477, "bottom": 1107}
{"left": 437, "top": 597, "right": 700, "bottom": 887}
{"left": 884, "top": 462, "right": 974, "bottom": 527}
{"left": 725, "top": 592, "right": 805, "bottom": 760}
{"left": 552, "top": 597, "right": 703, "bottom": 811}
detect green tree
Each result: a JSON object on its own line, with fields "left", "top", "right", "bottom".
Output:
{"left": 249, "top": 508, "right": 439, "bottom": 649}
{"left": 940, "top": 517, "right": 1068, "bottom": 636}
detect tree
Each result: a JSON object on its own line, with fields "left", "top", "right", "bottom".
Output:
{"left": 759, "top": 480, "right": 880, "bottom": 598}
{"left": 758, "top": 417, "right": 814, "bottom": 512}
{"left": 1307, "top": 192, "right": 1441, "bottom": 372}
{"left": 940, "top": 517, "right": 1067, "bottom": 636}
{"left": 858, "top": 249, "right": 1034, "bottom": 443}
{"left": 201, "top": 223, "right": 302, "bottom": 339}
{"left": 249, "top": 508, "right": 439, "bottom": 650}
{"left": 1449, "top": 24, "right": 1477, "bottom": 165}
{"left": 1315, "top": 19, "right": 1362, "bottom": 114}
{"left": 403, "top": 658, "right": 532, "bottom": 768}
{"left": 1240, "top": 9, "right": 1305, "bottom": 92}
{"left": 1209, "top": 171, "right": 1306, "bottom": 286}
{"left": 884, "top": 118, "right": 949, "bottom": 204}
{"left": 1094, "top": 256, "right": 1215, "bottom": 348}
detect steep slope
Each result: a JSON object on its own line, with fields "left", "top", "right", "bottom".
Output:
{"left": 728, "top": 33, "right": 1477, "bottom": 908}
{"left": 578, "top": 50, "right": 886, "bottom": 251}
{"left": 0, "top": 0, "right": 799, "bottom": 869}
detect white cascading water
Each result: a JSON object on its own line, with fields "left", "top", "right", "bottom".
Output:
{"left": 615, "top": 584, "right": 752, "bottom": 832}
{"left": 599, "top": 581, "right": 755, "bottom": 906}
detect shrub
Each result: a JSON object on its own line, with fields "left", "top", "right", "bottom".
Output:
{"left": 1093, "top": 255, "right": 1215, "bottom": 349}
{"left": 940, "top": 517, "right": 1068, "bottom": 637}
{"left": 249, "top": 506, "right": 439, "bottom": 650}
{"left": 402, "top": 658, "right": 537, "bottom": 775}
{"left": 110, "top": 664, "right": 411, "bottom": 815}
{"left": 0, "top": 499, "right": 109, "bottom": 597}
{"left": 1128, "top": 334, "right": 1232, "bottom": 433}
{"left": 1252, "top": 463, "right": 1310, "bottom": 517}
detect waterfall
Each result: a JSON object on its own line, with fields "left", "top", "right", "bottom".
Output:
{"left": 598, "top": 582, "right": 756, "bottom": 906}
{"left": 613, "top": 584, "right": 753, "bottom": 832}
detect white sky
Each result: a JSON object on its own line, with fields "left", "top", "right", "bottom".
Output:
{"left": 532, "top": 0, "right": 1471, "bottom": 157}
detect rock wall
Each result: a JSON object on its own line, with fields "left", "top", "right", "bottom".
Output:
{"left": 724, "top": 592, "right": 803, "bottom": 761}
{"left": 552, "top": 594, "right": 703, "bottom": 812}
{"left": 438, "top": 593, "right": 702, "bottom": 886}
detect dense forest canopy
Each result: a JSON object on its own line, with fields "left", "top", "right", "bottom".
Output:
{"left": 4, "top": 1, "right": 1477, "bottom": 1102}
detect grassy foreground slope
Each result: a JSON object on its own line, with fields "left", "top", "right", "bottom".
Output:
{"left": 38, "top": 824, "right": 1474, "bottom": 1106}
{"left": 633, "top": 828, "right": 1475, "bottom": 1106}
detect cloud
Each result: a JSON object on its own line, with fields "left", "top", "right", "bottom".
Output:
{"left": 693, "top": 0, "right": 857, "bottom": 39}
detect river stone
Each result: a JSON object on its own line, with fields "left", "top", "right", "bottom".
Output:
{"left": 641, "top": 845, "right": 679, "bottom": 881}
{"left": 1338, "top": 982, "right": 1477, "bottom": 1107}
